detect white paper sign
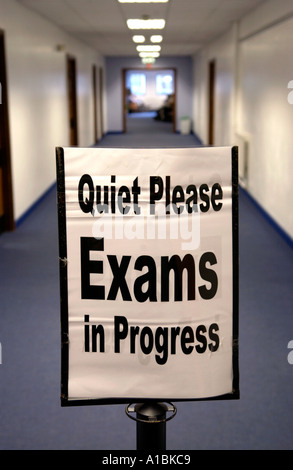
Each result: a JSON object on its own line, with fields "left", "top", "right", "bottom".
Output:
{"left": 56, "top": 146, "right": 239, "bottom": 405}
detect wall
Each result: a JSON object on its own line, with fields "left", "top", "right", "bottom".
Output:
{"left": 192, "top": 0, "right": 293, "bottom": 239}
{"left": 237, "top": 4, "right": 293, "bottom": 240}
{"left": 0, "top": 0, "right": 105, "bottom": 222}
{"left": 192, "top": 26, "right": 237, "bottom": 146}
{"left": 106, "top": 56, "right": 193, "bottom": 132}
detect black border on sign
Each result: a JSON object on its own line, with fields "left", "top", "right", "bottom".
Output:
{"left": 231, "top": 146, "right": 240, "bottom": 399}
{"left": 56, "top": 147, "right": 69, "bottom": 404}
{"left": 56, "top": 146, "right": 239, "bottom": 407}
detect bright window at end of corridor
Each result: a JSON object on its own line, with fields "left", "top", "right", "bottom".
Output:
{"left": 156, "top": 74, "right": 173, "bottom": 95}
{"left": 130, "top": 73, "right": 146, "bottom": 95}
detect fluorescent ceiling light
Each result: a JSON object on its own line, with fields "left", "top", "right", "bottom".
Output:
{"left": 136, "top": 45, "right": 161, "bottom": 52}
{"left": 119, "top": 1, "right": 168, "bottom": 3}
{"left": 132, "top": 35, "right": 145, "bottom": 43}
{"left": 127, "top": 19, "right": 165, "bottom": 29}
{"left": 150, "top": 35, "right": 163, "bottom": 43}
{"left": 139, "top": 51, "right": 160, "bottom": 58}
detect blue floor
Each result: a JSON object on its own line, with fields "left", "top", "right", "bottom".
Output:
{"left": 0, "top": 118, "right": 293, "bottom": 449}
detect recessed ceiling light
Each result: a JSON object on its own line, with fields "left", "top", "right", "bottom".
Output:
{"left": 119, "top": 1, "right": 168, "bottom": 3}
{"left": 127, "top": 19, "right": 165, "bottom": 29}
{"left": 132, "top": 35, "right": 145, "bottom": 43}
{"left": 150, "top": 35, "right": 163, "bottom": 43}
{"left": 136, "top": 45, "right": 161, "bottom": 52}
{"left": 139, "top": 51, "right": 160, "bottom": 58}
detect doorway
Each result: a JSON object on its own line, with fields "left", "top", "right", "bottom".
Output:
{"left": 67, "top": 55, "right": 78, "bottom": 146}
{"left": 122, "top": 68, "right": 177, "bottom": 134}
{"left": 92, "top": 65, "right": 105, "bottom": 144}
{"left": 92, "top": 65, "right": 98, "bottom": 144}
{"left": 99, "top": 67, "right": 104, "bottom": 139}
{"left": 208, "top": 59, "right": 216, "bottom": 145}
{"left": 0, "top": 30, "right": 14, "bottom": 233}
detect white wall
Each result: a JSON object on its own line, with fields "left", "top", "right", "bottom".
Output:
{"left": 0, "top": 0, "right": 105, "bottom": 221}
{"left": 192, "top": 0, "right": 293, "bottom": 239}
{"left": 193, "top": 26, "right": 237, "bottom": 146}
{"left": 106, "top": 56, "right": 193, "bottom": 132}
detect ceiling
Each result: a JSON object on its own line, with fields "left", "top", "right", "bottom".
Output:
{"left": 17, "top": 0, "right": 266, "bottom": 57}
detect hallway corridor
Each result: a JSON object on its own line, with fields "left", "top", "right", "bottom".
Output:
{"left": 1, "top": 0, "right": 293, "bottom": 451}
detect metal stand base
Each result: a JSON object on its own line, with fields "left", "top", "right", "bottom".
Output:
{"left": 126, "top": 401, "right": 177, "bottom": 451}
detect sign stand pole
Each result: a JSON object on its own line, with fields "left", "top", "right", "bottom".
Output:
{"left": 126, "top": 402, "right": 177, "bottom": 450}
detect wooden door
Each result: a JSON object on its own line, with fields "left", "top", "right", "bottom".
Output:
{"left": 0, "top": 31, "right": 14, "bottom": 232}
{"left": 0, "top": 100, "right": 4, "bottom": 231}
{"left": 92, "top": 65, "right": 98, "bottom": 144}
{"left": 67, "top": 56, "right": 78, "bottom": 146}
{"left": 208, "top": 60, "right": 216, "bottom": 145}
{"left": 99, "top": 67, "right": 104, "bottom": 138}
